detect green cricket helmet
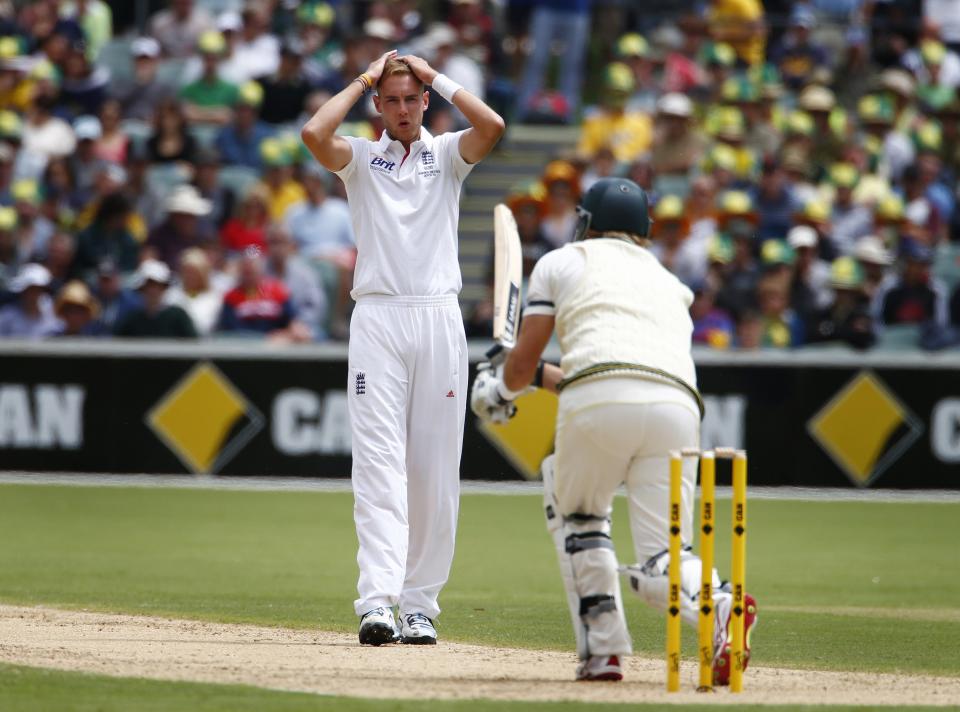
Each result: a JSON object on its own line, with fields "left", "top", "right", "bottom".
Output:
{"left": 574, "top": 177, "right": 651, "bottom": 242}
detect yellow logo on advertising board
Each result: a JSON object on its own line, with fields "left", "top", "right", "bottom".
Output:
{"left": 807, "top": 371, "right": 922, "bottom": 486}
{"left": 147, "top": 362, "right": 263, "bottom": 474}
{"left": 479, "top": 388, "right": 558, "bottom": 480}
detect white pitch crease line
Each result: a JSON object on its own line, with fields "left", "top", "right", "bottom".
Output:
{"left": 0, "top": 472, "right": 958, "bottom": 503}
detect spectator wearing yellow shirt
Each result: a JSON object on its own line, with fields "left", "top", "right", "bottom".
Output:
{"left": 576, "top": 63, "right": 652, "bottom": 164}
{"left": 706, "top": 0, "right": 766, "bottom": 68}
{"left": 257, "top": 137, "right": 305, "bottom": 223}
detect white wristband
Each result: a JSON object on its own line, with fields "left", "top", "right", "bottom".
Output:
{"left": 431, "top": 73, "right": 463, "bottom": 103}
{"left": 496, "top": 380, "right": 523, "bottom": 402}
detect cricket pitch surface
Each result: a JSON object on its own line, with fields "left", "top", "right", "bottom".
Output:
{"left": 0, "top": 605, "right": 956, "bottom": 707}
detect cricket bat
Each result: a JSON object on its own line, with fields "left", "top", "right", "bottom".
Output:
{"left": 492, "top": 203, "right": 522, "bottom": 353}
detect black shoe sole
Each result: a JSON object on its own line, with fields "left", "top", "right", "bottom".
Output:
{"left": 359, "top": 622, "right": 399, "bottom": 646}
{"left": 401, "top": 635, "right": 437, "bottom": 645}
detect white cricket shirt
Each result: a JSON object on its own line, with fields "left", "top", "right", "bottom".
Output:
{"left": 525, "top": 238, "right": 697, "bottom": 397}
{"left": 334, "top": 128, "right": 474, "bottom": 298}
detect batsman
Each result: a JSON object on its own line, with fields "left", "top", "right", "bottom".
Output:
{"left": 471, "top": 178, "right": 758, "bottom": 682}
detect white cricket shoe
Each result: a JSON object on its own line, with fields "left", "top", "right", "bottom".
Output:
{"left": 358, "top": 607, "right": 399, "bottom": 646}
{"left": 400, "top": 612, "right": 437, "bottom": 645}
{"left": 576, "top": 655, "right": 623, "bottom": 681}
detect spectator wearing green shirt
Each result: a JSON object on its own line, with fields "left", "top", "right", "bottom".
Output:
{"left": 114, "top": 260, "right": 198, "bottom": 338}
{"left": 180, "top": 31, "right": 238, "bottom": 127}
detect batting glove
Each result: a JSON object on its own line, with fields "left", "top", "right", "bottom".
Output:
{"left": 470, "top": 364, "right": 517, "bottom": 424}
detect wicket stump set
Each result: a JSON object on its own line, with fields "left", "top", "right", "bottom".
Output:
{"left": 667, "top": 447, "right": 747, "bottom": 693}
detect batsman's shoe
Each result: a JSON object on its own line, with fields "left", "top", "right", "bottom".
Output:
{"left": 400, "top": 612, "right": 437, "bottom": 645}
{"left": 712, "top": 593, "right": 758, "bottom": 685}
{"left": 575, "top": 655, "right": 623, "bottom": 681}
{"left": 358, "top": 607, "right": 399, "bottom": 646}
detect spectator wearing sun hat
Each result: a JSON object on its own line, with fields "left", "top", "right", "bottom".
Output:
{"left": 256, "top": 137, "right": 304, "bottom": 223}
{"left": 649, "top": 194, "right": 696, "bottom": 283}
{"left": 53, "top": 279, "right": 101, "bottom": 337}
{"left": 109, "top": 37, "right": 174, "bottom": 123}
{"left": 715, "top": 190, "right": 761, "bottom": 318}
{"left": 857, "top": 94, "right": 914, "bottom": 181}
{"left": 11, "top": 178, "right": 55, "bottom": 262}
{"left": 902, "top": 38, "right": 960, "bottom": 89}
{"left": 706, "top": 0, "right": 766, "bottom": 67}
{"left": 163, "top": 247, "right": 224, "bottom": 336}
{"left": 69, "top": 116, "right": 107, "bottom": 197}
{"left": 788, "top": 224, "right": 832, "bottom": 321}
{"left": 180, "top": 31, "right": 240, "bottom": 127}
{"left": 0, "top": 205, "right": 20, "bottom": 290}
{"left": 114, "top": 259, "right": 197, "bottom": 338}
{"left": 214, "top": 80, "right": 273, "bottom": 170}
{"left": 577, "top": 63, "right": 653, "bottom": 164}
{"left": 146, "top": 185, "right": 215, "bottom": 270}
{"left": 539, "top": 160, "right": 580, "bottom": 248}
{"left": 852, "top": 234, "right": 896, "bottom": 312}
{"left": 613, "top": 33, "right": 659, "bottom": 114}
{"left": 828, "top": 163, "right": 873, "bottom": 255}
{"left": 294, "top": 1, "right": 340, "bottom": 83}
{"left": 651, "top": 92, "right": 706, "bottom": 178}
{"left": 806, "top": 256, "right": 877, "bottom": 350}
{"left": 0, "top": 263, "right": 61, "bottom": 338}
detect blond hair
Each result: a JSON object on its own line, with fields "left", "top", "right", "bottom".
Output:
{"left": 377, "top": 58, "right": 423, "bottom": 92}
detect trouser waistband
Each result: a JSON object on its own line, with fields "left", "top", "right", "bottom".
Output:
{"left": 356, "top": 294, "right": 459, "bottom": 308}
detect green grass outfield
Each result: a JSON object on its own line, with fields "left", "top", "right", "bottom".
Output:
{"left": 0, "top": 663, "right": 951, "bottom": 712}
{"left": 0, "top": 483, "right": 958, "bottom": 710}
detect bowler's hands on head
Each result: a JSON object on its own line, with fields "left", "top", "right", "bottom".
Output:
{"left": 398, "top": 55, "right": 438, "bottom": 85}
{"left": 366, "top": 49, "right": 398, "bottom": 84}
{"left": 470, "top": 362, "right": 517, "bottom": 425}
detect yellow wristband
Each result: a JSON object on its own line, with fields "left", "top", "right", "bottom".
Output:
{"left": 358, "top": 73, "right": 373, "bottom": 91}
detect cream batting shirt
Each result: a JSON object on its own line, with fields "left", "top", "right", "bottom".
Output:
{"left": 525, "top": 238, "right": 698, "bottom": 407}
{"left": 334, "top": 128, "right": 474, "bottom": 298}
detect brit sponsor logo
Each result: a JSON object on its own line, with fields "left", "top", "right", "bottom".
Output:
{"left": 355, "top": 372, "right": 366, "bottom": 395}
{"left": 370, "top": 156, "right": 396, "bottom": 174}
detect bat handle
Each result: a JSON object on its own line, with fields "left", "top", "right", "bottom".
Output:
{"left": 485, "top": 343, "right": 507, "bottom": 365}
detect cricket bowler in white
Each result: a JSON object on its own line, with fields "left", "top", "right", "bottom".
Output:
{"left": 471, "top": 178, "right": 758, "bottom": 681}
{"left": 302, "top": 50, "right": 504, "bottom": 646}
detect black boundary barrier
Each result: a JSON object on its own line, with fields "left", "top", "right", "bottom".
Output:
{"left": 0, "top": 341, "right": 958, "bottom": 489}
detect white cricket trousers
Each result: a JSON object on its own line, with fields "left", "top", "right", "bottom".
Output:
{"left": 555, "top": 377, "right": 701, "bottom": 562}
{"left": 549, "top": 376, "right": 701, "bottom": 658}
{"left": 348, "top": 294, "right": 467, "bottom": 619}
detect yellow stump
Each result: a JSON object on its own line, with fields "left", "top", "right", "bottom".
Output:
{"left": 666, "top": 452, "right": 683, "bottom": 692}
{"left": 730, "top": 451, "right": 748, "bottom": 693}
{"left": 697, "top": 452, "right": 716, "bottom": 691}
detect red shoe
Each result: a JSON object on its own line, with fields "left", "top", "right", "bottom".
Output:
{"left": 713, "top": 593, "right": 758, "bottom": 686}
{"left": 576, "top": 655, "right": 623, "bottom": 681}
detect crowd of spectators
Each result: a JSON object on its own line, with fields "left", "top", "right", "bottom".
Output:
{"left": 0, "top": 0, "right": 959, "bottom": 351}
{"left": 469, "top": 0, "right": 960, "bottom": 351}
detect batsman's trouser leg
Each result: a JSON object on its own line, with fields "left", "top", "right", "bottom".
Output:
{"left": 551, "top": 401, "right": 646, "bottom": 660}
{"left": 620, "top": 402, "right": 725, "bottom": 628}
{"left": 348, "top": 302, "right": 410, "bottom": 616}
{"left": 399, "top": 301, "right": 467, "bottom": 619}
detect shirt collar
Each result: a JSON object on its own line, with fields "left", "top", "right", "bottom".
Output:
{"left": 376, "top": 126, "right": 434, "bottom": 154}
